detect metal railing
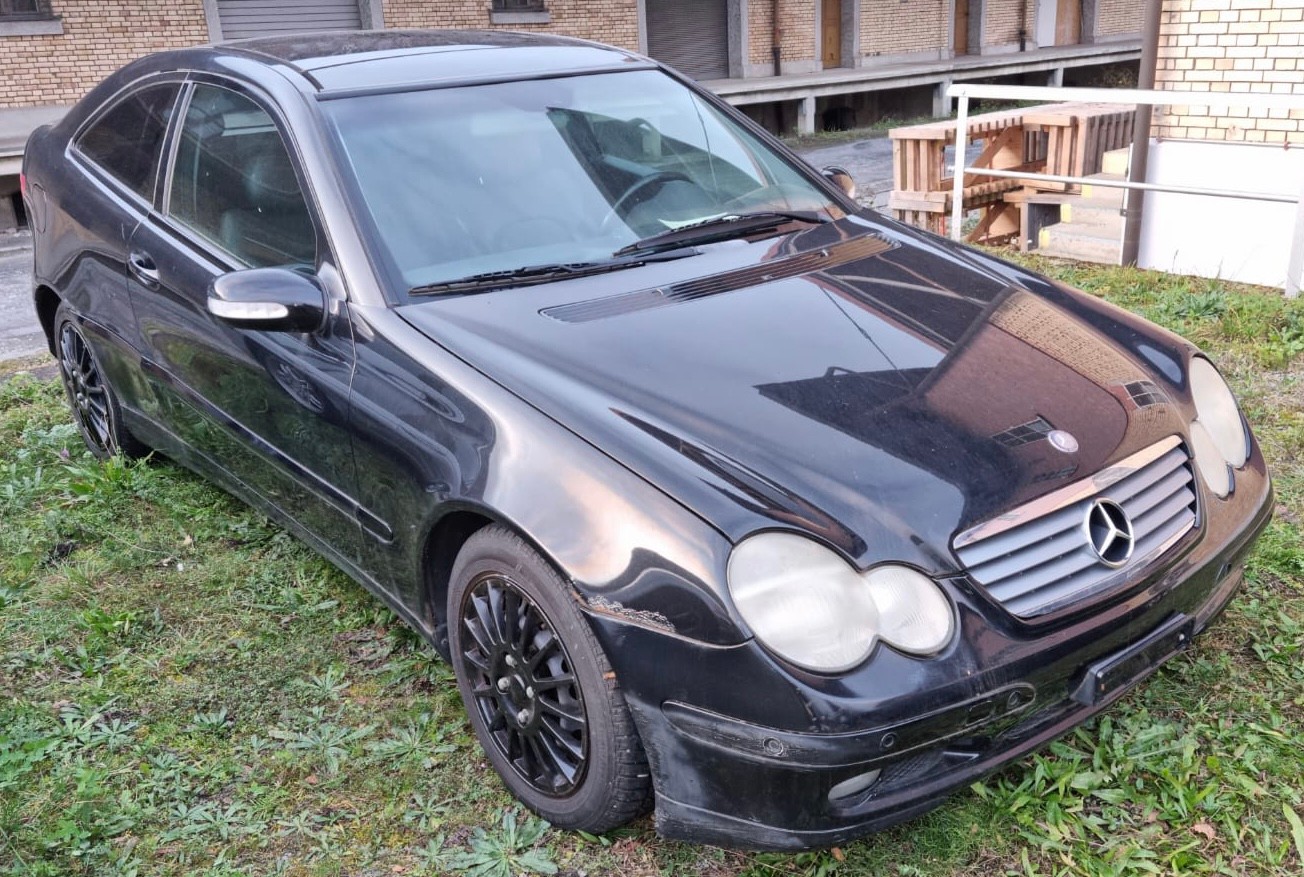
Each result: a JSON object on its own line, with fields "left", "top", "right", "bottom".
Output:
{"left": 946, "top": 83, "right": 1304, "bottom": 298}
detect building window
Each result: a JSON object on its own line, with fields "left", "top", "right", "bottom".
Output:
{"left": 0, "top": 0, "right": 62, "bottom": 36}
{"left": 490, "top": 0, "right": 550, "bottom": 24}
{"left": 0, "top": 0, "right": 53, "bottom": 20}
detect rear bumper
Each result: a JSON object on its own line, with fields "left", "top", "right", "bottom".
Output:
{"left": 586, "top": 471, "right": 1272, "bottom": 850}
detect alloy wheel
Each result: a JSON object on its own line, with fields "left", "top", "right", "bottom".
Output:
{"left": 58, "top": 321, "right": 115, "bottom": 455}
{"left": 459, "top": 573, "right": 589, "bottom": 796}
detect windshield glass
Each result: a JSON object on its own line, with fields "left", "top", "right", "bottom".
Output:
{"left": 323, "top": 69, "right": 840, "bottom": 291}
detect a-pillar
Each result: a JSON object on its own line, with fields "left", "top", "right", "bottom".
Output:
{"left": 797, "top": 95, "right": 817, "bottom": 135}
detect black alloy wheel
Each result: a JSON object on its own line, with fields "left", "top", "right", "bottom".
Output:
{"left": 54, "top": 304, "right": 145, "bottom": 460}
{"left": 448, "top": 525, "right": 652, "bottom": 832}
{"left": 461, "top": 572, "right": 588, "bottom": 795}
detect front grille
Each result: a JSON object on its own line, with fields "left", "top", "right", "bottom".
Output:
{"left": 953, "top": 437, "right": 1198, "bottom": 618}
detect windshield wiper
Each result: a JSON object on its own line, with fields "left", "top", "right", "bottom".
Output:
{"left": 613, "top": 210, "right": 830, "bottom": 258}
{"left": 409, "top": 248, "right": 698, "bottom": 296}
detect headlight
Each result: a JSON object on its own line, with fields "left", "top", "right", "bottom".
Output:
{"left": 726, "top": 532, "right": 954, "bottom": 673}
{"left": 1188, "top": 357, "right": 1247, "bottom": 498}
{"left": 1189, "top": 420, "right": 1231, "bottom": 498}
{"left": 1189, "top": 357, "right": 1249, "bottom": 468}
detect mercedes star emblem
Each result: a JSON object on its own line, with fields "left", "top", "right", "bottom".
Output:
{"left": 1047, "top": 429, "right": 1080, "bottom": 454}
{"left": 1084, "top": 498, "right": 1134, "bottom": 568}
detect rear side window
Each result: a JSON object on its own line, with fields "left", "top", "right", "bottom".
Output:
{"left": 166, "top": 84, "right": 316, "bottom": 269}
{"left": 77, "top": 84, "right": 181, "bottom": 200}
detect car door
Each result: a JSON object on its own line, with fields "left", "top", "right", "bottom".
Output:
{"left": 60, "top": 80, "right": 184, "bottom": 406}
{"left": 126, "top": 78, "right": 366, "bottom": 569}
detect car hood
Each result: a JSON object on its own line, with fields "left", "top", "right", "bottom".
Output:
{"left": 396, "top": 215, "right": 1191, "bottom": 574}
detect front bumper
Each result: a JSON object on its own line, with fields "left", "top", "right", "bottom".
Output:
{"left": 585, "top": 466, "right": 1273, "bottom": 850}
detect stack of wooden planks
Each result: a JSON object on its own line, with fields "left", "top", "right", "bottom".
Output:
{"left": 887, "top": 102, "right": 1135, "bottom": 243}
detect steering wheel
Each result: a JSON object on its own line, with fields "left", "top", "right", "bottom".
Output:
{"left": 599, "top": 170, "right": 694, "bottom": 233}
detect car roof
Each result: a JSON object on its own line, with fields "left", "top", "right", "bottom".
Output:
{"left": 217, "top": 29, "right": 653, "bottom": 96}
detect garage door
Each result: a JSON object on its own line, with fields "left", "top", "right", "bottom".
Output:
{"left": 217, "top": 0, "right": 364, "bottom": 40}
{"left": 645, "top": 0, "right": 729, "bottom": 80}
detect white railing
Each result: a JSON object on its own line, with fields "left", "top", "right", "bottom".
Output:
{"left": 946, "top": 83, "right": 1304, "bottom": 298}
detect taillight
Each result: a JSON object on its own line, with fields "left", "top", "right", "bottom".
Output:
{"left": 19, "top": 171, "right": 28, "bottom": 201}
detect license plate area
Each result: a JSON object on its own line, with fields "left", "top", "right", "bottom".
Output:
{"left": 1072, "top": 614, "right": 1195, "bottom": 707}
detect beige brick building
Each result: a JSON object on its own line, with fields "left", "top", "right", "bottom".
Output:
{"left": 1138, "top": 0, "right": 1304, "bottom": 290}
{"left": 0, "top": 0, "right": 1144, "bottom": 225}
{"left": 1153, "top": 0, "right": 1304, "bottom": 144}
{"left": 0, "top": 0, "right": 1143, "bottom": 110}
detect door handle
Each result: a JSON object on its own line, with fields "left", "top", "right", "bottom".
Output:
{"left": 127, "top": 250, "right": 160, "bottom": 288}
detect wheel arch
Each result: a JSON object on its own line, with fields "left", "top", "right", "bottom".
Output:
{"left": 419, "top": 504, "right": 611, "bottom": 661}
{"left": 34, "top": 284, "right": 61, "bottom": 356}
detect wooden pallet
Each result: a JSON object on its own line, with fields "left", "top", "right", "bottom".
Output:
{"left": 888, "top": 102, "right": 1135, "bottom": 242}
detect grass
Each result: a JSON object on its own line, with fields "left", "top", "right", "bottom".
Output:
{"left": 1, "top": 258, "right": 1302, "bottom": 877}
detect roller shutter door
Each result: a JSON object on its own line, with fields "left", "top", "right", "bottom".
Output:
{"left": 645, "top": 0, "right": 729, "bottom": 80}
{"left": 217, "top": 0, "right": 364, "bottom": 40}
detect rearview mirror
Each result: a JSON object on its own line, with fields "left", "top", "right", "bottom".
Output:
{"left": 822, "top": 166, "right": 857, "bottom": 200}
{"left": 208, "top": 267, "right": 326, "bottom": 333}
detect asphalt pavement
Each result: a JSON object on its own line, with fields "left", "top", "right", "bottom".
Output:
{"left": 0, "top": 232, "right": 46, "bottom": 365}
{"left": 794, "top": 136, "right": 897, "bottom": 210}
{"left": 0, "top": 135, "right": 911, "bottom": 367}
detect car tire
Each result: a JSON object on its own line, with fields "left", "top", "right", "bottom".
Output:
{"left": 448, "top": 524, "right": 653, "bottom": 832}
{"left": 54, "top": 302, "right": 148, "bottom": 460}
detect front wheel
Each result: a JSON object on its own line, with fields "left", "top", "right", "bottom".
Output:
{"left": 448, "top": 525, "right": 653, "bottom": 832}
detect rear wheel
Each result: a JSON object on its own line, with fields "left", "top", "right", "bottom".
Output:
{"left": 448, "top": 525, "right": 652, "bottom": 832}
{"left": 54, "top": 303, "right": 147, "bottom": 460}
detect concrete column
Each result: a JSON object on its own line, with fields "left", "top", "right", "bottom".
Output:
{"left": 934, "top": 78, "right": 953, "bottom": 117}
{"left": 798, "top": 96, "right": 817, "bottom": 134}
{"left": 0, "top": 195, "right": 17, "bottom": 232}
{"left": 1047, "top": 67, "right": 1064, "bottom": 88}
{"left": 728, "top": 0, "right": 747, "bottom": 78}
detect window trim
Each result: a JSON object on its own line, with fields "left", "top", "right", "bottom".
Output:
{"left": 0, "top": 0, "right": 60, "bottom": 34}
{"left": 489, "top": 0, "right": 549, "bottom": 24}
{"left": 69, "top": 76, "right": 188, "bottom": 212}
{"left": 156, "top": 76, "right": 327, "bottom": 274}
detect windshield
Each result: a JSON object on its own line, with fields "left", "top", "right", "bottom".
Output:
{"left": 323, "top": 69, "right": 840, "bottom": 292}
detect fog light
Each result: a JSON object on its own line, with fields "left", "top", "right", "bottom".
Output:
{"left": 828, "top": 768, "right": 881, "bottom": 802}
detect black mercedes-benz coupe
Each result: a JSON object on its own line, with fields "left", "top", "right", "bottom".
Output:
{"left": 22, "top": 30, "right": 1271, "bottom": 850}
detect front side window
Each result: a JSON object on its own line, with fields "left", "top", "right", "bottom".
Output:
{"left": 76, "top": 84, "right": 180, "bottom": 200}
{"left": 324, "top": 69, "right": 839, "bottom": 292}
{"left": 167, "top": 84, "right": 315, "bottom": 269}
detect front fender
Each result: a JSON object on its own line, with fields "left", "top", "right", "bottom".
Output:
{"left": 347, "top": 304, "right": 745, "bottom": 646}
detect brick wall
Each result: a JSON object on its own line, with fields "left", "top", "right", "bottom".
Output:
{"left": 1098, "top": 0, "right": 1142, "bottom": 36}
{"left": 0, "top": 0, "right": 209, "bottom": 108}
{"left": 861, "top": 0, "right": 948, "bottom": 56}
{"left": 383, "top": 0, "right": 638, "bottom": 51}
{"left": 749, "top": 0, "right": 818, "bottom": 67}
{"left": 1155, "top": 0, "right": 1304, "bottom": 143}
{"left": 984, "top": 0, "right": 1029, "bottom": 47}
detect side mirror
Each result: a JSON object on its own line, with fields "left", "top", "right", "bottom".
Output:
{"left": 822, "top": 166, "right": 857, "bottom": 200}
{"left": 208, "top": 267, "right": 326, "bottom": 333}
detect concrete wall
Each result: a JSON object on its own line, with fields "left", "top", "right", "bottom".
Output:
{"left": 1139, "top": 139, "right": 1303, "bottom": 288}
